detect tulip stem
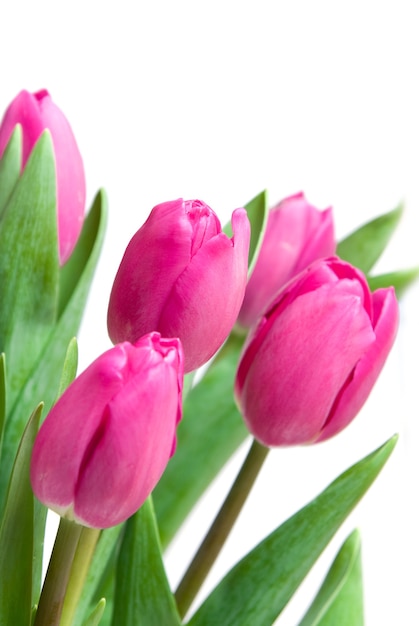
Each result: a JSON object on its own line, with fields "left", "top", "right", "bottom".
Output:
{"left": 174, "top": 438, "right": 269, "bottom": 618}
{"left": 34, "top": 517, "right": 82, "bottom": 626}
{"left": 59, "top": 526, "right": 101, "bottom": 626}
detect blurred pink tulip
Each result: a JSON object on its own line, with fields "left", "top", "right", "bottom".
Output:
{"left": 30, "top": 332, "right": 183, "bottom": 529}
{"left": 235, "top": 257, "right": 398, "bottom": 446}
{"left": 0, "top": 89, "right": 85, "bottom": 264}
{"left": 238, "top": 192, "right": 335, "bottom": 328}
{"left": 107, "top": 198, "right": 250, "bottom": 372}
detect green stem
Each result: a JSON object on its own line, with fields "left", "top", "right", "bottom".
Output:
{"left": 60, "top": 526, "right": 101, "bottom": 626}
{"left": 174, "top": 438, "right": 269, "bottom": 618}
{"left": 34, "top": 517, "right": 82, "bottom": 626}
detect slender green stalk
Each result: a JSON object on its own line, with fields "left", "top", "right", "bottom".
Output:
{"left": 60, "top": 526, "right": 101, "bottom": 626}
{"left": 34, "top": 517, "right": 82, "bottom": 626}
{"left": 175, "top": 438, "right": 269, "bottom": 618}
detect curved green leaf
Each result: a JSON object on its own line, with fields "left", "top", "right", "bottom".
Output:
{"left": 337, "top": 204, "right": 403, "bottom": 273}
{"left": 0, "top": 403, "right": 42, "bottom": 626}
{"left": 244, "top": 190, "right": 269, "bottom": 276}
{"left": 188, "top": 436, "right": 396, "bottom": 626}
{"left": 367, "top": 267, "right": 419, "bottom": 298}
{"left": 223, "top": 190, "right": 269, "bottom": 276}
{"left": 112, "top": 498, "right": 181, "bottom": 626}
{"left": 58, "top": 189, "right": 107, "bottom": 316}
{"left": 57, "top": 337, "right": 79, "bottom": 398}
{"left": 153, "top": 333, "right": 248, "bottom": 548}
{"left": 298, "top": 529, "right": 363, "bottom": 626}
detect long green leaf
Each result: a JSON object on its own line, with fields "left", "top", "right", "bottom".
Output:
{"left": 0, "top": 126, "right": 22, "bottom": 219}
{"left": 0, "top": 190, "right": 107, "bottom": 515}
{"left": 337, "top": 204, "right": 403, "bottom": 273}
{"left": 0, "top": 403, "right": 42, "bottom": 626}
{"left": 0, "top": 131, "right": 59, "bottom": 410}
{"left": 112, "top": 498, "right": 181, "bottom": 626}
{"left": 188, "top": 436, "right": 396, "bottom": 626}
{"left": 367, "top": 267, "right": 419, "bottom": 298}
{"left": 298, "top": 530, "right": 364, "bottom": 626}
{"left": 153, "top": 333, "right": 248, "bottom": 548}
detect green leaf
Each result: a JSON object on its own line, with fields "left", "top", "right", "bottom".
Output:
{"left": 58, "top": 337, "right": 79, "bottom": 397}
{"left": 337, "top": 204, "right": 403, "bottom": 273}
{"left": 58, "top": 189, "right": 107, "bottom": 316}
{"left": 223, "top": 191, "right": 269, "bottom": 276}
{"left": 367, "top": 267, "right": 419, "bottom": 298}
{"left": 0, "top": 403, "right": 42, "bottom": 626}
{"left": 0, "top": 126, "right": 22, "bottom": 219}
{"left": 244, "top": 190, "right": 269, "bottom": 276}
{"left": 188, "top": 436, "right": 396, "bottom": 626}
{"left": 298, "top": 530, "right": 364, "bottom": 626}
{"left": 153, "top": 333, "right": 248, "bottom": 548}
{"left": 0, "top": 190, "right": 107, "bottom": 515}
{"left": 112, "top": 498, "right": 181, "bottom": 626}
{"left": 0, "top": 354, "right": 5, "bottom": 461}
{"left": 0, "top": 130, "right": 59, "bottom": 410}
{"left": 82, "top": 599, "right": 106, "bottom": 626}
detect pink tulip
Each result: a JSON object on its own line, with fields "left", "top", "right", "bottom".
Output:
{"left": 30, "top": 333, "right": 183, "bottom": 529}
{"left": 235, "top": 258, "right": 398, "bottom": 446}
{"left": 238, "top": 192, "right": 336, "bottom": 328}
{"left": 0, "top": 89, "right": 85, "bottom": 264}
{"left": 107, "top": 198, "right": 250, "bottom": 373}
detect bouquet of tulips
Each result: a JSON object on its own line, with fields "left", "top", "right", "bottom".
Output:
{"left": 0, "top": 89, "right": 417, "bottom": 626}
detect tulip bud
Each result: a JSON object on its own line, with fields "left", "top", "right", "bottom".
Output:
{"left": 238, "top": 192, "right": 336, "bottom": 328}
{"left": 107, "top": 198, "right": 251, "bottom": 372}
{"left": 235, "top": 258, "right": 398, "bottom": 446}
{"left": 0, "top": 89, "right": 85, "bottom": 264}
{"left": 30, "top": 333, "right": 183, "bottom": 529}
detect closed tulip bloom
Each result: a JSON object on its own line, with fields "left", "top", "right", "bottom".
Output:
{"left": 235, "top": 258, "right": 398, "bottom": 446}
{"left": 0, "top": 89, "right": 85, "bottom": 264}
{"left": 238, "top": 192, "right": 335, "bottom": 328}
{"left": 30, "top": 333, "right": 183, "bottom": 529}
{"left": 107, "top": 198, "right": 250, "bottom": 372}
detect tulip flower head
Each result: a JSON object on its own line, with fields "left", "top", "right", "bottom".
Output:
{"left": 30, "top": 333, "right": 184, "bottom": 529}
{"left": 238, "top": 192, "right": 336, "bottom": 328}
{"left": 0, "top": 89, "right": 85, "bottom": 264}
{"left": 107, "top": 198, "right": 251, "bottom": 372}
{"left": 235, "top": 258, "right": 398, "bottom": 446}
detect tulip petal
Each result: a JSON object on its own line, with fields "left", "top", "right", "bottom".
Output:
{"left": 35, "top": 91, "right": 85, "bottom": 263}
{"left": 31, "top": 335, "right": 183, "bottom": 528}
{"left": 30, "top": 345, "right": 128, "bottom": 515}
{"left": 238, "top": 285, "right": 375, "bottom": 446}
{"left": 159, "top": 208, "right": 250, "bottom": 372}
{"left": 107, "top": 199, "right": 193, "bottom": 344}
{"left": 238, "top": 193, "right": 336, "bottom": 328}
{"left": 74, "top": 360, "right": 179, "bottom": 528}
{"left": 317, "top": 287, "right": 398, "bottom": 442}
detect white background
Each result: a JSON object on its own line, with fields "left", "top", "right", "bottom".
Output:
{"left": 2, "top": 1, "right": 418, "bottom": 624}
